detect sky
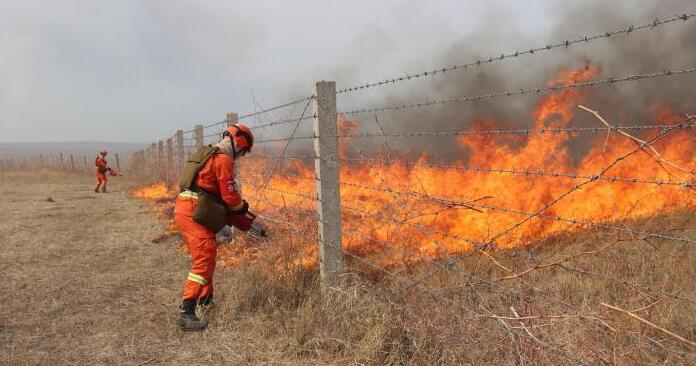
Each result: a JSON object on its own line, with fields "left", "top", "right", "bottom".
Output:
{"left": 0, "top": 0, "right": 692, "bottom": 144}
{"left": 0, "top": 0, "right": 551, "bottom": 143}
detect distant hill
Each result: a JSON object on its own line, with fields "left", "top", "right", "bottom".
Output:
{"left": 0, "top": 142, "right": 148, "bottom": 158}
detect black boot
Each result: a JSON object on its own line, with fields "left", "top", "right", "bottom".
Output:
{"left": 176, "top": 299, "right": 206, "bottom": 331}
{"left": 198, "top": 294, "right": 214, "bottom": 310}
{"left": 94, "top": 187, "right": 100, "bottom": 193}
{"left": 101, "top": 187, "right": 107, "bottom": 193}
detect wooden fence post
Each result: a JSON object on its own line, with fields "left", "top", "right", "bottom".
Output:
{"left": 115, "top": 153, "right": 121, "bottom": 174}
{"left": 158, "top": 140, "right": 164, "bottom": 181}
{"left": 83, "top": 155, "right": 88, "bottom": 172}
{"left": 70, "top": 155, "right": 75, "bottom": 172}
{"left": 194, "top": 124, "right": 204, "bottom": 148}
{"left": 176, "top": 129, "right": 185, "bottom": 182}
{"left": 150, "top": 143, "right": 156, "bottom": 181}
{"left": 166, "top": 138, "right": 174, "bottom": 190}
{"left": 312, "top": 81, "right": 343, "bottom": 288}
{"left": 59, "top": 153, "right": 65, "bottom": 171}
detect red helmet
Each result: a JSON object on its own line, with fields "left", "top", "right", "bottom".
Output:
{"left": 224, "top": 124, "right": 254, "bottom": 157}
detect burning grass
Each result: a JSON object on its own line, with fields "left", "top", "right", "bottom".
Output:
{"left": 129, "top": 181, "right": 696, "bottom": 364}
{"left": 179, "top": 213, "right": 696, "bottom": 365}
{"left": 125, "top": 64, "right": 696, "bottom": 364}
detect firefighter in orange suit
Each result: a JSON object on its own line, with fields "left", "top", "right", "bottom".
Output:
{"left": 174, "top": 124, "right": 254, "bottom": 331}
{"left": 95, "top": 149, "right": 110, "bottom": 193}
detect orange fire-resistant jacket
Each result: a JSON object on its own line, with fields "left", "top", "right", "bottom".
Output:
{"left": 95, "top": 156, "right": 108, "bottom": 182}
{"left": 95, "top": 156, "right": 107, "bottom": 170}
{"left": 174, "top": 152, "right": 242, "bottom": 301}
{"left": 176, "top": 152, "right": 243, "bottom": 214}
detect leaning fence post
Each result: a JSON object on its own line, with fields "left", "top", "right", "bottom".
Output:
{"left": 312, "top": 80, "right": 343, "bottom": 288}
{"left": 176, "top": 129, "right": 185, "bottom": 181}
{"left": 194, "top": 124, "right": 204, "bottom": 148}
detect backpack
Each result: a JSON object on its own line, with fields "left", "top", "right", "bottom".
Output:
{"left": 179, "top": 145, "right": 219, "bottom": 192}
{"left": 179, "top": 145, "right": 230, "bottom": 233}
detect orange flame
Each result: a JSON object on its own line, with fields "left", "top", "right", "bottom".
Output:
{"left": 240, "top": 63, "right": 695, "bottom": 267}
{"left": 132, "top": 182, "right": 170, "bottom": 200}
{"left": 134, "top": 64, "right": 696, "bottom": 269}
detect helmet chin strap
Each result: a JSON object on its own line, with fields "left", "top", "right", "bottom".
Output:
{"left": 215, "top": 135, "right": 237, "bottom": 158}
{"left": 231, "top": 137, "right": 245, "bottom": 160}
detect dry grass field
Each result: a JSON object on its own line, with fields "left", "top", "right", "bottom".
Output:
{"left": 1, "top": 171, "right": 695, "bottom": 365}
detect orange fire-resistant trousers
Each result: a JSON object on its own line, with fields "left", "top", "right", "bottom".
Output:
{"left": 174, "top": 197, "right": 217, "bottom": 301}
{"left": 96, "top": 172, "right": 107, "bottom": 189}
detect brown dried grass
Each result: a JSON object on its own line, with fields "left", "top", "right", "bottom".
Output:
{"left": 1, "top": 171, "right": 694, "bottom": 365}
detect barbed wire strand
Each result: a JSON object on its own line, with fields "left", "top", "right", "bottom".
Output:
{"left": 341, "top": 68, "right": 696, "bottom": 116}
{"left": 338, "top": 197, "right": 696, "bottom": 306}
{"left": 401, "top": 123, "right": 690, "bottom": 292}
{"left": 252, "top": 122, "right": 696, "bottom": 144}
{"left": 336, "top": 13, "right": 696, "bottom": 94}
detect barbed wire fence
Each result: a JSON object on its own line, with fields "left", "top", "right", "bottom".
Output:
{"left": 0, "top": 151, "right": 127, "bottom": 177}
{"left": 123, "top": 11, "right": 696, "bottom": 364}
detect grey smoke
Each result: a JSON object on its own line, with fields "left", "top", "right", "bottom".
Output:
{"left": 329, "top": 0, "right": 696, "bottom": 161}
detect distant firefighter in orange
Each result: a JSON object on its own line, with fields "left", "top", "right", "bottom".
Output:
{"left": 174, "top": 124, "right": 255, "bottom": 331}
{"left": 94, "top": 149, "right": 110, "bottom": 193}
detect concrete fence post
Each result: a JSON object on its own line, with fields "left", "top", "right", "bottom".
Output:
{"left": 194, "top": 124, "right": 204, "bottom": 148}
{"left": 176, "top": 129, "right": 185, "bottom": 181}
{"left": 166, "top": 138, "right": 174, "bottom": 190}
{"left": 312, "top": 81, "right": 343, "bottom": 288}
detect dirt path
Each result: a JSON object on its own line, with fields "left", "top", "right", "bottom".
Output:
{"left": 0, "top": 173, "right": 207, "bottom": 365}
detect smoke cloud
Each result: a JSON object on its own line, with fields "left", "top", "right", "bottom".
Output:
{"left": 334, "top": 0, "right": 696, "bottom": 161}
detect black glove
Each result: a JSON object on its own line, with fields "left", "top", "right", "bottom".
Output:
{"left": 231, "top": 200, "right": 249, "bottom": 215}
